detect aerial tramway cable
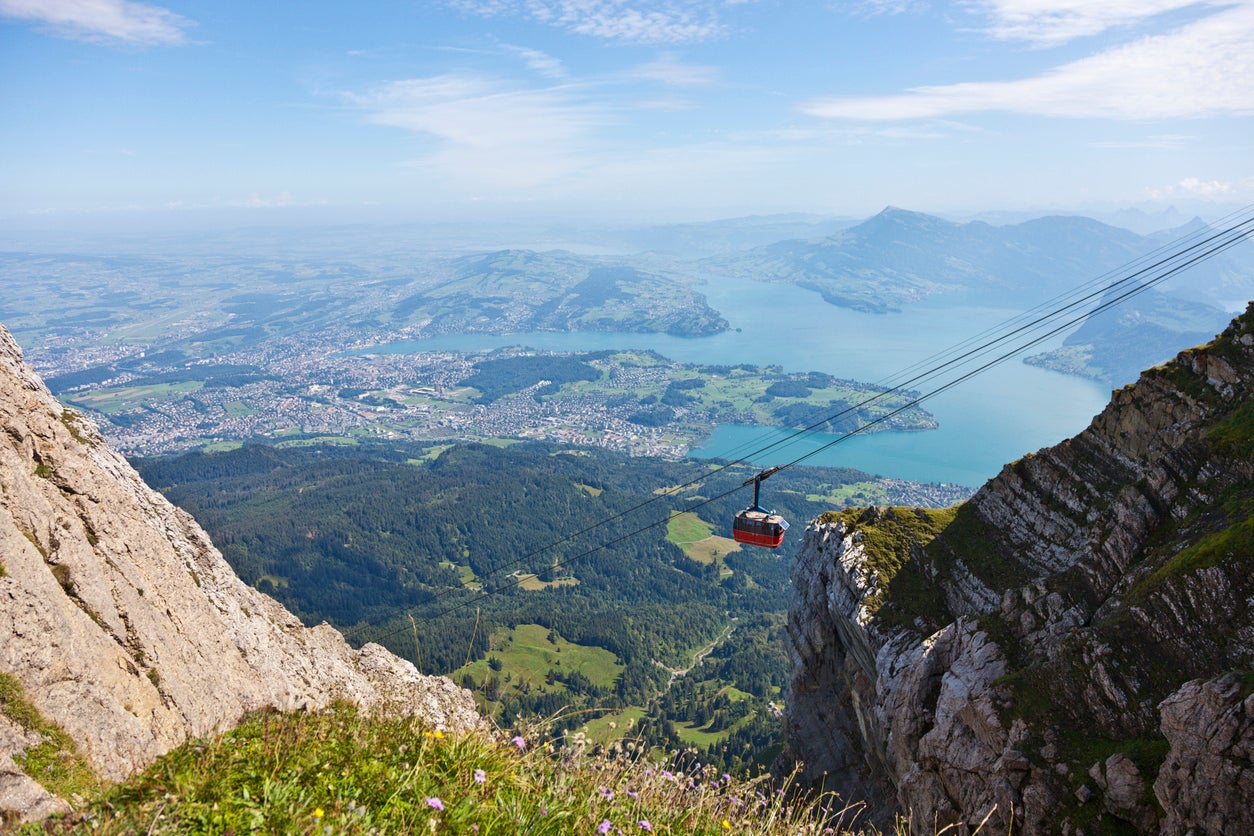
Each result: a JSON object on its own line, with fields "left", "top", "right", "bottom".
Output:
{"left": 395, "top": 206, "right": 1254, "bottom": 630}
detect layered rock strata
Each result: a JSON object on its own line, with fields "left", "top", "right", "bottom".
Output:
{"left": 783, "top": 304, "right": 1254, "bottom": 833}
{"left": 0, "top": 325, "right": 481, "bottom": 822}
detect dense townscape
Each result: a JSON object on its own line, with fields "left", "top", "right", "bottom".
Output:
{"left": 37, "top": 332, "right": 935, "bottom": 461}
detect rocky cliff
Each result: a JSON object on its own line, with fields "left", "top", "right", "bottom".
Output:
{"left": 783, "top": 304, "right": 1254, "bottom": 833}
{"left": 0, "top": 325, "right": 481, "bottom": 823}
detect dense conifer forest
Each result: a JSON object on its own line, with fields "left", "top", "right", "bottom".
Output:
{"left": 134, "top": 440, "right": 885, "bottom": 770}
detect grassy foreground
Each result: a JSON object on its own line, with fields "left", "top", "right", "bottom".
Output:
{"left": 29, "top": 702, "right": 876, "bottom": 835}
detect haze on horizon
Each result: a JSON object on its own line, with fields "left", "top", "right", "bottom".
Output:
{"left": 2, "top": 0, "right": 1253, "bottom": 233}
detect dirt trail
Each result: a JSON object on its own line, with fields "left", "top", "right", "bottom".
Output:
{"left": 654, "top": 621, "right": 736, "bottom": 692}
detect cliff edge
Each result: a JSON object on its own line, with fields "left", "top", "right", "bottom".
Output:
{"left": 0, "top": 325, "right": 481, "bottom": 823}
{"left": 783, "top": 304, "right": 1254, "bottom": 833}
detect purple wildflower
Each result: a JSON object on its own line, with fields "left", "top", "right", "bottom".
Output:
{"left": 626, "top": 789, "right": 639, "bottom": 800}
{"left": 598, "top": 819, "right": 612, "bottom": 834}
{"left": 474, "top": 768, "right": 486, "bottom": 784}
{"left": 426, "top": 797, "right": 444, "bottom": 811}
{"left": 512, "top": 735, "right": 527, "bottom": 750}
{"left": 639, "top": 820, "right": 653, "bottom": 832}
{"left": 599, "top": 786, "right": 615, "bottom": 801}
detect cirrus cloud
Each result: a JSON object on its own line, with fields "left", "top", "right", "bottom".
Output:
{"left": 0, "top": 0, "right": 193, "bottom": 45}
{"left": 345, "top": 74, "right": 611, "bottom": 189}
{"left": 629, "top": 56, "right": 720, "bottom": 87}
{"left": 447, "top": 0, "right": 727, "bottom": 44}
{"left": 802, "top": 2, "right": 1254, "bottom": 120}
{"left": 967, "top": 0, "right": 1233, "bottom": 46}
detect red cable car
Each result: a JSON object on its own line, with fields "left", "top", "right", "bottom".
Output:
{"left": 732, "top": 466, "right": 789, "bottom": 549}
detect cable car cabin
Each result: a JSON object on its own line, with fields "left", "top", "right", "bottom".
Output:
{"left": 732, "top": 508, "right": 789, "bottom": 549}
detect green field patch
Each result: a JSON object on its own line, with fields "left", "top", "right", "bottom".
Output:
{"left": 806, "top": 480, "right": 887, "bottom": 506}
{"left": 666, "top": 512, "right": 712, "bottom": 544}
{"left": 575, "top": 482, "right": 603, "bottom": 497}
{"left": 274, "top": 436, "right": 360, "bottom": 448}
{"left": 691, "top": 535, "right": 741, "bottom": 567}
{"left": 439, "top": 560, "right": 480, "bottom": 588}
{"left": 201, "top": 440, "right": 244, "bottom": 453}
{"left": 667, "top": 512, "right": 741, "bottom": 565}
{"left": 457, "top": 624, "right": 623, "bottom": 703}
{"left": 582, "top": 706, "right": 648, "bottom": 744}
{"left": 674, "top": 715, "right": 749, "bottom": 748}
{"left": 513, "top": 572, "right": 580, "bottom": 591}
{"left": 654, "top": 483, "right": 699, "bottom": 496}
{"left": 409, "top": 443, "right": 454, "bottom": 463}
{"left": 68, "top": 381, "right": 204, "bottom": 415}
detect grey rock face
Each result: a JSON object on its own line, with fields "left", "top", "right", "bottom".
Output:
{"left": 783, "top": 304, "right": 1254, "bottom": 833}
{"left": 1156, "top": 674, "right": 1254, "bottom": 835}
{"left": 0, "top": 325, "right": 481, "bottom": 823}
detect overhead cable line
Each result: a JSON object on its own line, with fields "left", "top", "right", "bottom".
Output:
{"left": 397, "top": 207, "right": 1254, "bottom": 629}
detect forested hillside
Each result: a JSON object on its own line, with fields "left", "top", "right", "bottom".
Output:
{"left": 134, "top": 440, "right": 967, "bottom": 772}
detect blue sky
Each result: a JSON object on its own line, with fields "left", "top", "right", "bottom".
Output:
{"left": 2, "top": 0, "right": 1252, "bottom": 228}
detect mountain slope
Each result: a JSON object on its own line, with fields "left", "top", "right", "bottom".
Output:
{"left": 706, "top": 208, "right": 1253, "bottom": 315}
{"left": 704, "top": 208, "right": 1151, "bottom": 313}
{"left": 0, "top": 324, "right": 480, "bottom": 823}
{"left": 395, "top": 249, "right": 728, "bottom": 336}
{"left": 782, "top": 303, "right": 1254, "bottom": 833}
{"left": 1023, "top": 284, "right": 1234, "bottom": 387}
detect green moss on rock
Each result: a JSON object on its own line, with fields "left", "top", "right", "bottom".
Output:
{"left": 1207, "top": 399, "right": 1254, "bottom": 457}
{"left": 0, "top": 673, "right": 98, "bottom": 802}
{"left": 819, "top": 505, "right": 958, "bottom": 628}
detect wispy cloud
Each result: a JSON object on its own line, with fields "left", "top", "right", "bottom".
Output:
{"left": 850, "top": 0, "right": 930, "bottom": 16}
{"left": 1090, "top": 134, "right": 1193, "bottom": 149}
{"left": 967, "top": 0, "right": 1230, "bottom": 46}
{"left": 0, "top": 0, "right": 193, "bottom": 45}
{"left": 505, "top": 45, "right": 568, "bottom": 78}
{"left": 633, "top": 97, "right": 700, "bottom": 111}
{"left": 346, "top": 74, "right": 609, "bottom": 189}
{"left": 630, "top": 56, "right": 720, "bottom": 87}
{"left": 447, "top": 0, "right": 727, "bottom": 44}
{"left": 1146, "top": 175, "right": 1254, "bottom": 201}
{"left": 803, "top": 3, "right": 1254, "bottom": 120}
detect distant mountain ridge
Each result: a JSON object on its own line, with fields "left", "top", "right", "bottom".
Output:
{"left": 703, "top": 207, "right": 1253, "bottom": 315}
{"left": 1024, "top": 284, "right": 1234, "bottom": 387}
{"left": 394, "top": 248, "right": 728, "bottom": 337}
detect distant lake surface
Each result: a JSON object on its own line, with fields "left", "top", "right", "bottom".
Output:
{"left": 364, "top": 275, "right": 1110, "bottom": 488}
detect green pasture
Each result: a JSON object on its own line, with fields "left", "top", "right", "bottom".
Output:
{"left": 67, "top": 381, "right": 203, "bottom": 415}
{"left": 806, "top": 481, "right": 888, "bottom": 506}
{"left": 666, "top": 512, "right": 741, "bottom": 566}
{"left": 513, "top": 573, "right": 579, "bottom": 591}
{"left": 581, "top": 706, "right": 649, "bottom": 744}
{"left": 457, "top": 624, "right": 624, "bottom": 697}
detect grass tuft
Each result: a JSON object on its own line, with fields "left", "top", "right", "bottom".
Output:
{"left": 26, "top": 702, "right": 868, "bottom": 834}
{"left": 0, "top": 673, "right": 99, "bottom": 804}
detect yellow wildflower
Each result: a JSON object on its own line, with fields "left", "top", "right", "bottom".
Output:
{"left": 314, "top": 808, "right": 325, "bottom": 819}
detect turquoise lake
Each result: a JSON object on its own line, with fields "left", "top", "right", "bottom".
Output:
{"left": 367, "top": 275, "right": 1111, "bottom": 488}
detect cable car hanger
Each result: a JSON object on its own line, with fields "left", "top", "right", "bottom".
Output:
{"left": 732, "top": 466, "right": 789, "bottom": 549}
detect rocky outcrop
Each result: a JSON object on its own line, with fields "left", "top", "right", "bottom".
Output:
{"left": 0, "top": 324, "right": 481, "bottom": 823}
{"left": 1155, "top": 674, "right": 1254, "bottom": 834}
{"left": 783, "top": 304, "right": 1254, "bottom": 833}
